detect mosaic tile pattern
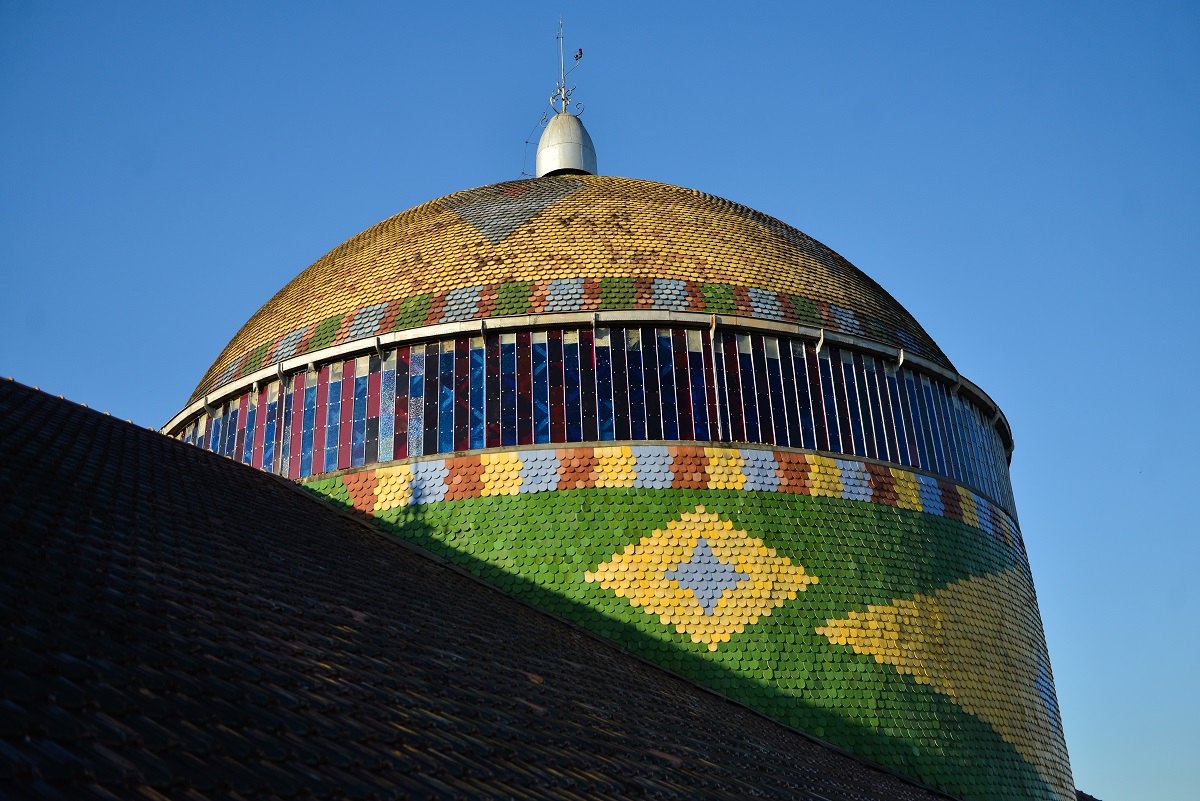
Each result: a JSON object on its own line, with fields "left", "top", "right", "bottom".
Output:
{"left": 586, "top": 506, "right": 818, "bottom": 650}
{"left": 190, "top": 176, "right": 950, "bottom": 403}
{"left": 304, "top": 445, "right": 1070, "bottom": 801}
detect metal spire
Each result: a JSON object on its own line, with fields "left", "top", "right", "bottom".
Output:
{"left": 530, "top": 18, "right": 596, "bottom": 178}
{"left": 552, "top": 18, "right": 582, "bottom": 115}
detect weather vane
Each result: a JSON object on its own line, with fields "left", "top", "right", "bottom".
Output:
{"left": 552, "top": 18, "right": 584, "bottom": 115}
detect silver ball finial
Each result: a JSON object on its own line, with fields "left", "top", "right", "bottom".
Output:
{"left": 536, "top": 113, "right": 597, "bottom": 177}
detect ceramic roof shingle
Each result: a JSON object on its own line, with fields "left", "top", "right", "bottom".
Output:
{"left": 0, "top": 379, "right": 959, "bottom": 801}
{"left": 190, "top": 176, "right": 951, "bottom": 403}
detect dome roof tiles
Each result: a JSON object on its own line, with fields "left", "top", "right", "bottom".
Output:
{"left": 190, "top": 176, "right": 950, "bottom": 404}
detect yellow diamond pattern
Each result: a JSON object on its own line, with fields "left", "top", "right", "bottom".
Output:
{"left": 585, "top": 506, "right": 818, "bottom": 651}
{"left": 815, "top": 568, "right": 1074, "bottom": 801}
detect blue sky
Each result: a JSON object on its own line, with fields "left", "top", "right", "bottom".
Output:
{"left": 2, "top": 2, "right": 1196, "bottom": 797}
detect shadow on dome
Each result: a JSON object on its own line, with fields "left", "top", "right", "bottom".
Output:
{"left": 304, "top": 483, "right": 1059, "bottom": 801}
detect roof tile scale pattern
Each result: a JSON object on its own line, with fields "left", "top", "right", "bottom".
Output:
{"left": 0, "top": 379, "right": 961, "bottom": 801}
{"left": 190, "top": 176, "right": 951, "bottom": 404}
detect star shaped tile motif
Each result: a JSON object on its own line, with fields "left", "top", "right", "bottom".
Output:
{"left": 585, "top": 506, "right": 818, "bottom": 650}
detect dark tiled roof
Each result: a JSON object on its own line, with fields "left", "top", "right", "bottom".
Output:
{"left": 0, "top": 379, "right": 957, "bottom": 801}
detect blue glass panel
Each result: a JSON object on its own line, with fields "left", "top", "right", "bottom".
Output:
{"left": 547, "top": 331, "right": 565, "bottom": 442}
{"left": 213, "top": 409, "right": 226, "bottom": 455}
{"left": 485, "top": 336, "right": 500, "bottom": 447}
{"left": 790, "top": 341, "right": 816, "bottom": 450}
{"left": 945, "top": 386, "right": 967, "bottom": 484}
{"left": 751, "top": 335, "right": 774, "bottom": 445}
{"left": 960, "top": 400, "right": 979, "bottom": 489}
{"left": 611, "top": 328, "right": 630, "bottom": 440}
{"left": 228, "top": 407, "right": 240, "bottom": 458}
{"left": 264, "top": 394, "right": 279, "bottom": 472}
{"left": 580, "top": 330, "right": 598, "bottom": 442}
{"left": 325, "top": 376, "right": 341, "bottom": 472}
{"left": 712, "top": 333, "right": 731, "bottom": 442}
{"left": 765, "top": 338, "right": 788, "bottom": 447}
{"left": 738, "top": 334, "right": 759, "bottom": 443}
{"left": 925, "top": 379, "right": 946, "bottom": 477}
{"left": 988, "top": 422, "right": 1005, "bottom": 502}
{"left": 817, "top": 349, "right": 840, "bottom": 453}
{"left": 977, "top": 409, "right": 992, "bottom": 497}
{"left": 975, "top": 411, "right": 995, "bottom": 498}
{"left": 723, "top": 333, "right": 745, "bottom": 442}
{"left": 626, "top": 330, "right": 647, "bottom": 440}
{"left": 595, "top": 328, "right": 615, "bottom": 441}
{"left": 352, "top": 372, "right": 368, "bottom": 467}
{"left": 470, "top": 338, "right": 486, "bottom": 449}
{"left": 564, "top": 330, "right": 583, "bottom": 442}
{"left": 967, "top": 402, "right": 987, "bottom": 494}
{"left": 951, "top": 395, "right": 972, "bottom": 486}
{"left": 516, "top": 332, "right": 534, "bottom": 446}
{"left": 888, "top": 371, "right": 912, "bottom": 465}
{"left": 672, "top": 330, "right": 693, "bottom": 439}
{"left": 408, "top": 348, "right": 425, "bottom": 458}
{"left": 532, "top": 333, "right": 550, "bottom": 444}
{"left": 365, "top": 418, "right": 379, "bottom": 466}
{"left": 422, "top": 344, "right": 440, "bottom": 457}
{"left": 864, "top": 358, "right": 888, "bottom": 462}
{"left": 301, "top": 384, "right": 317, "bottom": 477}
{"left": 778, "top": 339, "right": 800, "bottom": 449}
{"left": 364, "top": 357, "right": 379, "bottom": 465}
{"left": 953, "top": 396, "right": 971, "bottom": 488}
{"left": 439, "top": 341, "right": 455, "bottom": 454}
{"left": 215, "top": 407, "right": 228, "bottom": 455}
{"left": 500, "top": 334, "right": 518, "bottom": 447}
{"left": 657, "top": 329, "right": 678, "bottom": 440}
{"left": 261, "top": 417, "right": 273, "bottom": 472}
{"left": 394, "top": 350, "right": 409, "bottom": 460}
{"left": 688, "top": 330, "right": 709, "bottom": 441}
{"left": 242, "top": 404, "right": 256, "bottom": 465}
{"left": 935, "top": 382, "right": 958, "bottom": 481}
{"left": 640, "top": 326, "right": 662, "bottom": 440}
{"left": 880, "top": 359, "right": 899, "bottom": 464}
{"left": 208, "top": 411, "right": 221, "bottom": 452}
{"left": 904, "top": 372, "right": 931, "bottom": 471}
{"left": 219, "top": 407, "right": 232, "bottom": 455}
{"left": 453, "top": 339, "right": 469, "bottom": 452}
{"left": 920, "top": 377, "right": 946, "bottom": 475}
{"left": 841, "top": 352, "right": 865, "bottom": 457}
{"left": 853, "top": 354, "right": 877, "bottom": 460}
{"left": 828, "top": 349, "right": 852, "bottom": 453}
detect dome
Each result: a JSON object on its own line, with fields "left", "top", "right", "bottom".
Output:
{"left": 535, "top": 112, "right": 598, "bottom": 176}
{"left": 189, "top": 175, "right": 951, "bottom": 404}
{"left": 166, "top": 170, "right": 1071, "bottom": 801}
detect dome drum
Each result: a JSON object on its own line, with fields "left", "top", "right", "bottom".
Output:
{"left": 170, "top": 316, "right": 1017, "bottom": 516}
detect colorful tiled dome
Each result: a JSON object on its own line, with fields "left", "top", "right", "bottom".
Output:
{"left": 190, "top": 175, "right": 950, "bottom": 404}
{"left": 167, "top": 167, "right": 1073, "bottom": 801}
